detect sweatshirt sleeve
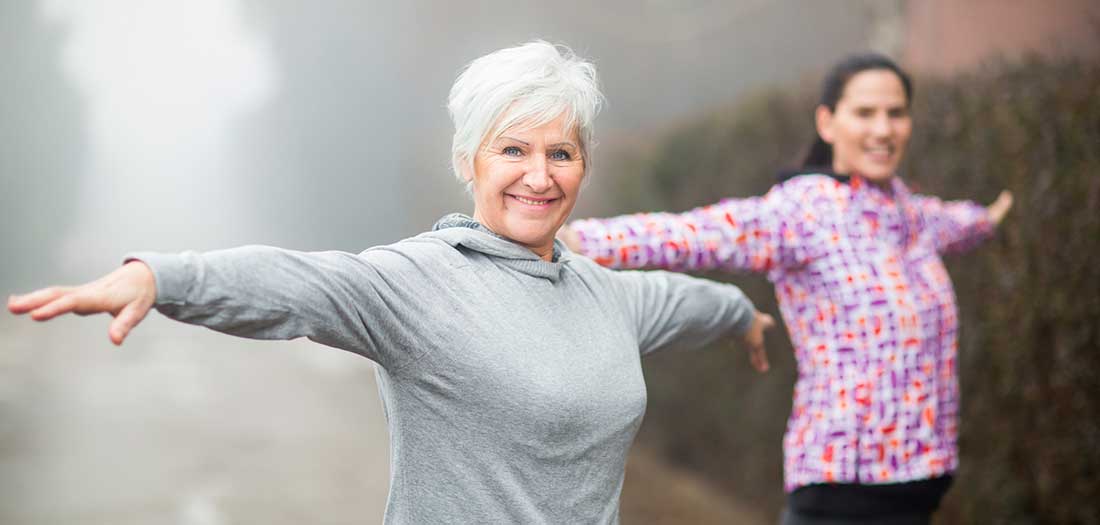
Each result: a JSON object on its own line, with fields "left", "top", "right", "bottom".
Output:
{"left": 127, "top": 245, "right": 430, "bottom": 371}
{"left": 909, "top": 194, "right": 994, "bottom": 255}
{"left": 610, "top": 270, "right": 756, "bottom": 357}
{"left": 569, "top": 180, "right": 822, "bottom": 274}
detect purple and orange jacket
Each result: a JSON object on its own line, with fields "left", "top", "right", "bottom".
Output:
{"left": 570, "top": 174, "right": 994, "bottom": 491}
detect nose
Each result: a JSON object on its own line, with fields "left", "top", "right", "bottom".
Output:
{"left": 523, "top": 155, "right": 554, "bottom": 193}
{"left": 871, "top": 114, "right": 892, "bottom": 138}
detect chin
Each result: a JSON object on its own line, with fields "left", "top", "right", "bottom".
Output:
{"left": 507, "top": 227, "right": 554, "bottom": 247}
{"left": 516, "top": 217, "right": 561, "bottom": 236}
{"left": 857, "top": 166, "right": 896, "bottom": 183}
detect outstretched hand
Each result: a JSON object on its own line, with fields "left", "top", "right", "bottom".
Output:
{"left": 988, "top": 190, "right": 1013, "bottom": 226}
{"left": 7, "top": 261, "right": 157, "bottom": 345}
{"left": 743, "top": 311, "right": 776, "bottom": 373}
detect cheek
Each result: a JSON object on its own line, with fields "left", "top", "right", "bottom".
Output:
{"left": 560, "top": 173, "right": 585, "bottom": 198}
{"left": 473, "top": 162, "right": 513, "bottom": 196}
{"left": 835, "top": 124, "right": 865, "bottom": 152}
{"left": 896, "top": 123, "right": 913, "bottom": 146}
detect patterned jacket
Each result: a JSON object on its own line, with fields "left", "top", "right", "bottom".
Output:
{"left": 570, "top": 174, "right": 993, "bottom": 491}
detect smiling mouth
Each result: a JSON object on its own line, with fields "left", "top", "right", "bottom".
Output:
{"left": 508, "top": 194, "right": 558, "bottom": 206}
{"left": 864, "top": 144, "right": 895, "bottom": 161}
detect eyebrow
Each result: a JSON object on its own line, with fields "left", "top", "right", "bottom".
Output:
{"left": 548, "top": 142, "right": 578, "bottom": 149}
{"left": 498, "top": 136, "right": 578, "bottom": 149}
{"left": 499, "top": 136, "right": 530, "bottom": 146}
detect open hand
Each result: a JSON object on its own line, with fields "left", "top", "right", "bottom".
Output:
{"left": 7, "top": 261, "right": 157, "bottom": 345}
{"left": 988, "top": 190, "right": 1013, "bottom": 226}
{"left": 743, "top": 311, "right": 776, "bottom": 373}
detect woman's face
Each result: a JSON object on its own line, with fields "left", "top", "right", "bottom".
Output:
{"left": 816, "top": 69, "right": 912, "bottom": 184}
{"left": 466, "top": 113, "right": 585, "bottom": 261}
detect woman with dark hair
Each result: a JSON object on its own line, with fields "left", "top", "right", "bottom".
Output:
{"left": 561, "top": 53, "right": 1013, "bottom": 524}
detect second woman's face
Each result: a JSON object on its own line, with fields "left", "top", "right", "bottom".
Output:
{"left": 817, "top": 69, "right": 912, "bottom": 183}
{"left": 467, "top": 113, "right": 585, "bottom": 261}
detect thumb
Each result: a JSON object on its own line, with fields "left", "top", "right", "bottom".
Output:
{"left": 761, "top": 313, "right": 776, "bottom": 329}
{"left": 989, "top": 190, "right": 1013, "bottom": 225}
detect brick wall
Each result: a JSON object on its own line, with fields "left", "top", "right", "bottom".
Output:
{"left": 903, "top": 0, "right": 1099, "bottom": 74}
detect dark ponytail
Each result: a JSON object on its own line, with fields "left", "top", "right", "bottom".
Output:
{"left": 802, "top": 136, "right": 834, "bottom": 171}
{"left": 801, "top": 53, "right": 914, "bottom": 171}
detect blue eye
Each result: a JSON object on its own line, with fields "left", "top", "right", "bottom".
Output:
{"left": 549, "top": 149, "right": 572, "bottom": 161}
{"left": 502, "top": 146, "right": 523, "bottom": 157}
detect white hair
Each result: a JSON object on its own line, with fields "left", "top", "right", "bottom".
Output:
{"left": 447, "top": 41, "right": 603, "bottom": 185}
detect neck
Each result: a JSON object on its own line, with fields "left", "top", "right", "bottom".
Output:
{"left": 531, "top": 244, "right": 555, "bottom": 262}
{"left": 835, "top": 162, "right": 894, "bottom": 192}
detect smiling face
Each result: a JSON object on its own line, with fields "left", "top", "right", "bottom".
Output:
{"left": 464, "top": 113, "right": 585, "bottom": 261}
{"left": 816, "top": 69, "right": 912, "bottom": 184}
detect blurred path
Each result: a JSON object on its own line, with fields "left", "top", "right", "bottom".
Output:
{"left": 0, "top": 315, "right": 389, "bottom": 525}
{"left": 622, "top": 445, "right": 768, "bottom": 524}
{"left": 0, "top": 314, "right": 768, "bottom": 524}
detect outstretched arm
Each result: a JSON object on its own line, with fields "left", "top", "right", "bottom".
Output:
{"left": 565, "top": 179, "right": 825, "bottom": 274}
{"left": 9, "top": 245, "right": 427, "bottom": 369}
{"left": 613, "top": 269, "right": 776, "bottom": 373}
{"left": 913, "top": 190, "right": 1013, "bottom": 254}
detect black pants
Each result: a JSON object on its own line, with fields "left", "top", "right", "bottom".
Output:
{"left": 782, "top": 476, "right": 951, "bottom": 525}
{"left": 781, "top": 508, "right": 930, "bottom": 525}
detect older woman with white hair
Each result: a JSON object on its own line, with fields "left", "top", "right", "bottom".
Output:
{"left": 8, "top": 41, "right": 773, "bottom": 523}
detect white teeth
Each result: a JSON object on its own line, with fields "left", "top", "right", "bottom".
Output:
{"left": 513, "top": 195, "right": 550, "bottom": 205}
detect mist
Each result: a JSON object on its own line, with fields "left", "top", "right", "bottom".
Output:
{"left": 1, "top": 1, "right": 878, "bottom": 523}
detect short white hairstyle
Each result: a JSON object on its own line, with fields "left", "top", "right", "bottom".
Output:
{"left": 447, "top": 41, "right": 603, "bottom": 184}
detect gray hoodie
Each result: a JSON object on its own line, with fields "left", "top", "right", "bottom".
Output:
{"left": 131, "top": 214, "right": 755, "bottom": 524}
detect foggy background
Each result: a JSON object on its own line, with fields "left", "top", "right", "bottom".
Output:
{"left": 8, "top": 1, "right": 1090, "bottom": 524}
{"left": 0, "top": 2, "right": 877, "bottom": 522}
{"left": 1, "top": 0, "right": 880, "bottom": 286}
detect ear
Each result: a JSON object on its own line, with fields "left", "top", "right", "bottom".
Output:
{"left": 458, "top": 157, "right": 475, "bottom": 183}
{"left": 815, "top": 105, "right": 835, "bottom": 145}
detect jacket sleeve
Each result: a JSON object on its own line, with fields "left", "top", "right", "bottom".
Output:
{"left": 909, "top": 194, "right": 994, "bottom": 255}
{"left": 127, "top": 245, "right": 429, "bottom": 371}
{"left": 570, "top": 181, "right": 822, "bottom": 274}
{"left": 610, "top": 269, "right": 756, "bottom": 357}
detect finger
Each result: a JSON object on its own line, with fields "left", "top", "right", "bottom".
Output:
{"left": 753, "top": 348, "right": 770, "bottom": 372}
{"left": 749, "top": 346, "right": 770, "bottom": 373}
{"left": 29, "top": 293, "right": 81, "bottom": 321}
{"left": 761, "top": 313, "right": 776, "bottom": 330}
{"left": 108, "top": 299, "right": 151, "bottom": 346}
{"left": 989, "top": 191, "right": 1014, "bottom": 224}
{"left": 8, "top": 287, "right": 70, "bottom": 314}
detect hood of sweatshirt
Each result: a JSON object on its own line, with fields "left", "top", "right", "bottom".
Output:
{"left": 427, "top": 213, "right": 571, "bottom": 283}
